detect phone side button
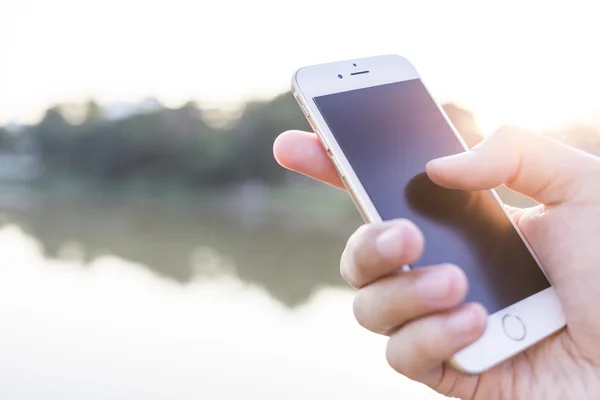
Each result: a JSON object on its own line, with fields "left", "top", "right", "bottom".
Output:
{"left": 328, "top": 151, "right": 345, "bottom": 179}
{"left": 502, "top": 314, "right": 526, "bottom": 341}
{"left": 314, "top": 130, "right": 330, "bottom": 152}
{"left": 299, "top": 102, "right": 309, "bottom": 117}
{"left": 306, "top": 115, "right": 318, "bottom": 133}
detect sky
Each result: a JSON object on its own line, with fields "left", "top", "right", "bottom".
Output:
{"left": 2, "top": 0, "right": 600, "bottom": 133}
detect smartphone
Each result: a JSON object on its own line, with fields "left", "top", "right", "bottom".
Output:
{"left": 292, "top": 54, "right": 566, "bottom": 374}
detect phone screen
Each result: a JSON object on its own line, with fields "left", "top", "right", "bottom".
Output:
{"left": 313, "top": 79, "right": 549, "bottom": 313}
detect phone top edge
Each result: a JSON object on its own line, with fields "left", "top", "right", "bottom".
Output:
{"left": 292, "top": 54, "right": 408, "bottom": 86}
{"left": 293, "top": 54, "right": 420, "bottom": 100}
{"left": 294, "top": 53, "right": 404, "bottom": 72}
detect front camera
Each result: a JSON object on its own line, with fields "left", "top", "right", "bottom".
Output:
{"left": 337, "top": 74, "right": 343, "bottom": 79}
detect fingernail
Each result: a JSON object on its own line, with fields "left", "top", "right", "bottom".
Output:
{"left": 416, "top": 267, "right": 455, "bottom": 302}
{"left": 446, "top": 306, "right": 483, "bottom": 334}
{"left": 376, "top": 227, "right": 404, "bottom": 261}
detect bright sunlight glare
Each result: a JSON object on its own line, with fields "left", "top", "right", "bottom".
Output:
{"left": 1, "top": 0, "right": 599, "bottom": 133}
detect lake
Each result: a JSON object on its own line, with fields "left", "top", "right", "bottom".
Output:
{"left": 0, "top": 184, "right": 451, "bottom": 399}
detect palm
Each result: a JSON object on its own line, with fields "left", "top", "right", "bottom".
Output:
{"left": 437, "top": 330, "right": 578, "bottom": 399}
{"left": 433, "top": 204, "right": 600, "bottom": 400}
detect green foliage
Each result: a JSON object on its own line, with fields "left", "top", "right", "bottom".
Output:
{"left": 84, "top": 100, "right": 103, "bottom": 123}
{"left": 3, "top": 93, "right": 309, "bottom": 187}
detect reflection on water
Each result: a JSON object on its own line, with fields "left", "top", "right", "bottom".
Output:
{"left": 0, "top": 184, "right": 534, "bottom": 399}
{"left": 0, "top": 226, "right": 444, "bottom": 399}
{"left": 1, "top": 187, "right": 362, "bottom": 307}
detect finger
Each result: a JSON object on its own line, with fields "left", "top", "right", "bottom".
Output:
{"left": 386, "top": 303, "right": 487, "bottom": 385}
{"left": 353, "top": 264, "right": 468, "bottom": 335}
{"left": 503, "top": 204, "right": 527, "bottom": 225}
{"left": 341, "top": 219, "right": 424, "bottom": 288}
{"left": 273, "top": 130, "right": 345, "bottom": 189}
{"left": 426, "top": 125, "right": 600, "bottom": 205}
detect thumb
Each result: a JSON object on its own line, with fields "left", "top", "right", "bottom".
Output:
{"left": 426, "top": 126, "right": 600, "bottom": 205}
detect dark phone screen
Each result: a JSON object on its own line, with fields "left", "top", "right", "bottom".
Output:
{"left": 313, "top": 79, "right": 549, "bottom": 313}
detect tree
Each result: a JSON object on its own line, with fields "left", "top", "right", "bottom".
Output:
{"left": 83, "top": 100, "right": 103, "bottom": 123}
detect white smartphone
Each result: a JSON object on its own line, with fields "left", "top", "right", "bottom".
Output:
{"left": 292, "top": 54, "right": 566, "bottom": 374}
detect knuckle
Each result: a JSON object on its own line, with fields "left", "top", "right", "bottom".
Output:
{"left": 386, "top": 318, "right": 445, "bottom": 378}
{"left": 349, "top": 224, "right": 374, "bottom": 251}
{"left": 341, "top": 224, "right": 378, "bottom": 288}
{"left": 416, "top": 337, "right": 439, "bottom": 364}
{"left": 340, "top": 247, "right": 360, "bottom": 289}
{"left": 411, "top": 323, "right": 446, "bottom": 365}
{"left": 386, "top": 337, "right": 411, "bottom": 376}
{"left": 368, "top": 284, "right": 397, "bottom": 328}
{"left": 352, "top": 290, "right": 371, "bottom": 329}
{"left": 340, "top": 261, "right": 358, "bottom": 289}
{"left": 353, "top": 276, "right": 415, "bottom": 335}
{"left": 352, "top": 223, "right": 372, "bottom": 241}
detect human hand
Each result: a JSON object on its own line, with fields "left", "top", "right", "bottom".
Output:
{"left": 273, "top": 127, "right": 600, "bottom": 399}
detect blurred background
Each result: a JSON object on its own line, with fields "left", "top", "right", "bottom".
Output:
{"left": 1, "top": 1, "right": 600, "bottom": 399}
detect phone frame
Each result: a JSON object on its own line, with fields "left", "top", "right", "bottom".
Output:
{"left": 292, "top": 54, "right": 566, "bottom": 374}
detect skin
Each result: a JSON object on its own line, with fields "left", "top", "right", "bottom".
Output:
{"left": 273, "top": 126, "right": 600, "bottom": 399}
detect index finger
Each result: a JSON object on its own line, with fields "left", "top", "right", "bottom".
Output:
{"left": 273, "top": 130, "right": 346, "bottom": 189}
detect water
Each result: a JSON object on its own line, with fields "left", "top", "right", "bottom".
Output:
{"left": 0, "top": 187, "right": 447, "bottom": 399}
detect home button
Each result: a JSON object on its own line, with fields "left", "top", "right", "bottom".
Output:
{"left": 502, "top": 314, "right": 527, "bottom": 341}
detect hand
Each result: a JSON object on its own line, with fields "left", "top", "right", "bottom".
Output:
{"left": 273, "top": 127, "right": 600, "bottom": 399}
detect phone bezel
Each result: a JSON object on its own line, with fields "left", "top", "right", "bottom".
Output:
{"left": 292, "top": 54, "right": 566, "bottom": 374}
